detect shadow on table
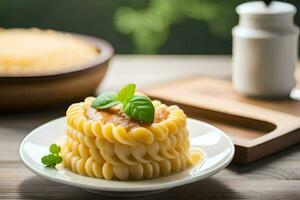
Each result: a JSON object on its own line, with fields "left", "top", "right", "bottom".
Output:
{"left": 157, "top": 177, "right": 241, "bottom": 199}
{"left": 228, "top": 142, "right": 300, "bottom": 174}
{"left": 18, "top": 176, "right": 239, "bottom": 200}
{"left": 0, "top": 104, "right": 67, "bottom": 132}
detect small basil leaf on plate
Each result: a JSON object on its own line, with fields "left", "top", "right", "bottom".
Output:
{"left": 124, "top": 95, "right": 155, "bottom": 123}
{"left": 117, "top": 83, "right": 136, "bottom": 104}
{"left": 49, "top": 144, "right": 61, "bottom": 155}
{"left": 92, "top": 91, "right": 119, "bottom": 109}
{"left": 41, "top": 154, "right": 62, "bottom": 168}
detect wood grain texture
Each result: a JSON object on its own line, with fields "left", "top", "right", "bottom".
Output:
{"left": 0, "top": 55, "right": 300, "bottom": 199}
{"left": 144, "top": 77, "right": 300, "bottom": 164}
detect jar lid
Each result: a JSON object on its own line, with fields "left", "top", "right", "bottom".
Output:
{"left": 236, "top": 1, "right": 296, "bottom": 16}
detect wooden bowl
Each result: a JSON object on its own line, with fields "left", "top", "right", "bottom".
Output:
{"left": 0, "top": 34, "right": 114, "bottom": 110}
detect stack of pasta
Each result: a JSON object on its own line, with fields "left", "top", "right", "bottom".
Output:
{"left": 61, "top": 97, "right": 200, "bottom": 180}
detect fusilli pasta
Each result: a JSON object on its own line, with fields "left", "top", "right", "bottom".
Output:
{"left": 61, "top": 97, "right": 203, "bottom": 180}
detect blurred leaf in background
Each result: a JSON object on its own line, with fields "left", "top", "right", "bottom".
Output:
{"left": 115, "top": 0, "right": 238, "bottom": 53}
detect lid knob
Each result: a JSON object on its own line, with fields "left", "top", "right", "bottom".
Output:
{"left": 263, "top": 0, "right": 272, "bottom": 6}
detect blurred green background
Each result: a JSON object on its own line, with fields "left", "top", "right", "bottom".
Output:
{"left": 0, "top": 0, "right": 299, "bottom": 54}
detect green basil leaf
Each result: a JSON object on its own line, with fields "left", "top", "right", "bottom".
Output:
{"left": 92, "top": 91, "right": 119, "bottom": 109}
{"left": 49, "top": 144, "right": 61, "bottom": 155}
{"left": 117, "top": 83, "right": 136, "bottom": 104}
{"left": 124, "top": 95, "right": 155, "bottom": 123}
{"left": 41, "top": 154, "right": 62, "bottom": 168}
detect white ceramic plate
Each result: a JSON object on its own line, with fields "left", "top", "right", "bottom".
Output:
{"left": 19, "top": 117, "right": 234, "bottom": 197}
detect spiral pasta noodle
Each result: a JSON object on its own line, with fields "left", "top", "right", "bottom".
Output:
{"left": 61, "top": 97, "right": 203, "bottom": 180}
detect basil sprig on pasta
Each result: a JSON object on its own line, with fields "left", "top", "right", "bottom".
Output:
{"left": 91, "top": 91, "right": 119, "bottom": 109}
{"left": 41, "top": 144, "right": 63, "bottom": 168}
{"left": 92, "top": 83, "right": 155, "bottom": 123}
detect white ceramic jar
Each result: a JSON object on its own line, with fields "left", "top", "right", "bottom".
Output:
{"left": 232, "top": 1, "right": 299, "bottom": 98}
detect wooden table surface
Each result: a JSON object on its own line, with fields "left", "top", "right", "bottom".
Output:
{"left": 1, "top": 55, "right": 300, "bottom": 199}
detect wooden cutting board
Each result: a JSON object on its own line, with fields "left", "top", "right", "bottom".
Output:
{"left": 143, "top": 77, "right": 300, "bottom": 164}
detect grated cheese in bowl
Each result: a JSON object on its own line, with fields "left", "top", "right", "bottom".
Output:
{"left": 0, "top": 28, "right": 99, "bottom": 75}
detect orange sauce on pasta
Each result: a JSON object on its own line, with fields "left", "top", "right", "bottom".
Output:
{"left": 86, "top": 106, "right": 169, "bottom": 131}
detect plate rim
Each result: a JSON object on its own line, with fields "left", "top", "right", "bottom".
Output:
{"left": 19, "top": 117, "right": 234, "bottom": 192}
